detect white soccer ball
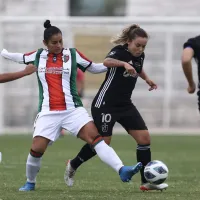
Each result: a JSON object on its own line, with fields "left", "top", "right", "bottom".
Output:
{"left": 144, "top": 160, "right": 168, "bottom": 185}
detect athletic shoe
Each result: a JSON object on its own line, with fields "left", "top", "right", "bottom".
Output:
{"left": 119, "top": 162, "right": 142, "bottom": 182}
{"left": 19, "top": 181, "right": 35, "bottom": 191}
{"left": 64, "top": 160, "right": 76, "bottom": 187}
{"left": 140, "top": 182, "right": 168, "bottom": 191}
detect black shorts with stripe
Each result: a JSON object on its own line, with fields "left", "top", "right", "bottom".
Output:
{"left": 91, "top": 104, "right": 148, "bottom": 137}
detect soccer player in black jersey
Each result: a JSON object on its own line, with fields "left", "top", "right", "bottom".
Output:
{"left": 65, "top": 24, "right": 168, "bottom": 191}
{"left": 182, "top": 36, "right": 200, "bottom": 102}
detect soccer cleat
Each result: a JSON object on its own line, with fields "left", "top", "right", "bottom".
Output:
{"left": 140, "top": 182, "right": 168, "bottom": 191}
{"left": 64, "top": 160, "right": 76, "bottom": 187}
{"left": 119, "top": 162, "right": 143, "bottom": 182}
{"left": 19, "top": 181, "right": 35, "bottom": 191}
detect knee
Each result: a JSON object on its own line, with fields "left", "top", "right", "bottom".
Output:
{"left": 29, "top": 149, "right": 44, "bottom": 158}
{"left": 103, "top": 137, "right": 111, "bottom": 145}
{"left": 78, "top": 122, "right": 100, "bottom": 144}
{"left": 31, "top": 136, "right": 49, "bottom": 154}
{"left": 104, "top": 140, "right": 111, "bottom": 145}
{"left": 31, "top": 146, "right": 46, "bottom": 155}
{"left": 137, "top": 131, "right": 151, "bottom": 145}
{"left": 83, "top": 132, "right": 100, "bottom": 145}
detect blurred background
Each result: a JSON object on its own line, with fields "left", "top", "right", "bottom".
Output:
{"left": 0, "top": 0, "right": 200, "bottom": 134}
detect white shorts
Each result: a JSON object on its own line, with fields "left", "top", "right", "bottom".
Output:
{"left": 33, "top": 107, "right": 93, "bottom": 142}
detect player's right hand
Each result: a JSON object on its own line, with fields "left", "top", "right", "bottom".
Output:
{"left": 187, "top": 82, "right": 196, "bottom": 94}
{"left": 24, "top": 64, "right": 37, "bottom": 75}
{"left": 1, "top": 49, "right": 8, "bottom": 57}
{"left": 124, "top": 63, "right": 137, "bottom": 76}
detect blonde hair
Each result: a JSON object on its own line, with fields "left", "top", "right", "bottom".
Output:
{"left": 111, "top": 24, "right": 148, "bottom": 45}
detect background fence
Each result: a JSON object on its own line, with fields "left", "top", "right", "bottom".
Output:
{"left": 0, "top": 16, "right": 200, "bottom": 134}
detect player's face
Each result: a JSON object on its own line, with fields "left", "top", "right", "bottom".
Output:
{"left": 127, "top": 36, "right": 148, "bottom": 57}
{"left": 43, "top": 33, "right": 63, "bottom": 54}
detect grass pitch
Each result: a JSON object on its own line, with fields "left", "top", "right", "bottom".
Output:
{"left": 0, "top": 134, "right": 200, "bottom": 200}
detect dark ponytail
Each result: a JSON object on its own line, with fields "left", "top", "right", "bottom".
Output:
{"left": 43, "top": 19, "right": 62, "bottom": 43}
{"left": 44, "top": 19, "right": 51, "bottom": 29}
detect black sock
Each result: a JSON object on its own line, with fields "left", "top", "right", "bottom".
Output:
{"left": 70, "top": 143, "right": 97, "bottom": 170}
{"left": 136, "top": 144, "right": 151, "bottom": 184}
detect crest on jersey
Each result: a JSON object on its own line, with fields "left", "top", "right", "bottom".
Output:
{"left": 62, "top": 55, "right": 69, "bottom": 63}
{"left": 134, "top": 62, "right": 141, "bottom": 68}
{"left": 102, "top": 123, "right": 108, "bottom": 132}
{"left": 108, "top": 51, "right": 116, "bottom": 56}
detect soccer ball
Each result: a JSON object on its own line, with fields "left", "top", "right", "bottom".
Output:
{"left": 144, "top": 160, "right": 168, "bottom": 185}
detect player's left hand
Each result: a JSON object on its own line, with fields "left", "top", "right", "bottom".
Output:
{"left": 187, "top": 82, "right": 196, "bottom": 94}
{"left": 146, "top": 79, "right": 157, "bottom": 91}
{"left": 23, "top": 64, "right": 37, "bottom": 75}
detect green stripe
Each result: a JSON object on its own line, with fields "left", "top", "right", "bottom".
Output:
{"left": 69, "top": 48, "right": 83, "bottom": 107}
{"left": 77, "top": 63, "right": 86, "bottom": 72}
{"left": 34, "top": 48, "right": 44, "bottom": 112}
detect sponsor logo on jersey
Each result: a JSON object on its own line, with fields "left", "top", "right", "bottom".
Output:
{"left": 38, "top": 67, "right": 69, "bottom": 74}
{"left": 109, "top": 51, "right": 116, "bottom": 56}
{"left": 123, "top": 70, "right": 138, "bottom": 78}
{"left": 134, "top": 62, "right": 141, "bottom": 68}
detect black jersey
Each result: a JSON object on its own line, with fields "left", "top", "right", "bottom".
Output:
{"left": 183, "top": 36, "right": 200, "bottom": 86}
{"left": 92, "top": 44, "right": 145, "bottom": 108}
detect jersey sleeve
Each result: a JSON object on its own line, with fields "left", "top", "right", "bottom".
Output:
{"left": 76, "top": 49, "right": 92, "bottom": 72}
{"left": 23, "top": 51, "right": 37, "bottom": 64}
{"left": 106, "top": 46, "right": 127, "bottom": 61}
{"left": 183, "top": 38, "right": 198, "bottom": 58}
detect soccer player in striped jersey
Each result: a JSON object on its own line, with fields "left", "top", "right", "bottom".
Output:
{"left": 65, "top": 24, "right": 169, "bottom": 191}
{"left": 0, "top": 64, "right": 36, "bottom": 83}
{"left": 1, "top": 20, "right": 142, "bottom": 191}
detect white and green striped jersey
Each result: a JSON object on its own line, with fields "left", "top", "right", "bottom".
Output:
{"left": 24, "top": 48, "right": 92, "bottom": 111}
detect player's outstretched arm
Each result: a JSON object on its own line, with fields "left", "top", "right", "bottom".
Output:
{"left": 0, "top": 64, "right": 37, "bottom": 83}
{"left": 1, "top": 49, "right": 24, "bottom": 64}
{"left": 139, "top": 68, "right": 149, "bottom": 81}
{"left": 181, "top": 47, "right": 196, "bottom": 93}
{"left": 139, "top": 69, "right": 157, "bottom": 91}
{"left": 103, "top": 58, "right": 137, "bottom": 76}
{"left": 86, "top": 63, "right": 107, "bottom": 74}
{"left": 103, "top": 58, "right": 126, "bottom": 68}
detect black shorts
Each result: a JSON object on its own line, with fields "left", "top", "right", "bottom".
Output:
{"left": 91, "top": 105, "right": 148, "bottom": 137}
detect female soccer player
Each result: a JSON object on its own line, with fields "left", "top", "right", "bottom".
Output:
{"left": 65, "top": 24, "right": 169, "bottom": 191}
{"left": 1, "top": 20, "right": 142, "bottom": 191}
{"left": 0, "top": 64, "right": 36, "bottom": 83}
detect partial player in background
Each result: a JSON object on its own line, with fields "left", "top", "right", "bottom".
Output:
{"left": 0, "top": 64, "right": 36, "bottom": 83}
{"left": 182, "top": 36, "right": 200, "bottom": 104}
{"left": 65, "top": 24, "right": 168, "bottom": 191}
{"left": 1, "top": 20, "right": 142, "bottom": 191}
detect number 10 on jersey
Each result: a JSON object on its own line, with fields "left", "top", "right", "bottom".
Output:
{"left": 101, "top": 113, "right": 112, "bottom": 123}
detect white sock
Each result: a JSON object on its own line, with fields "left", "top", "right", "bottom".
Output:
{"left": 26, "top": 154, "right": 42, "bottom": 183}
{"left": 94, "top": 140, "right": 124, "bottom": 173}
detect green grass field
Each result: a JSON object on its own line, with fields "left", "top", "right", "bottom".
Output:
{"left": 0, "top": 134, "right": 200, "bottom": 200}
